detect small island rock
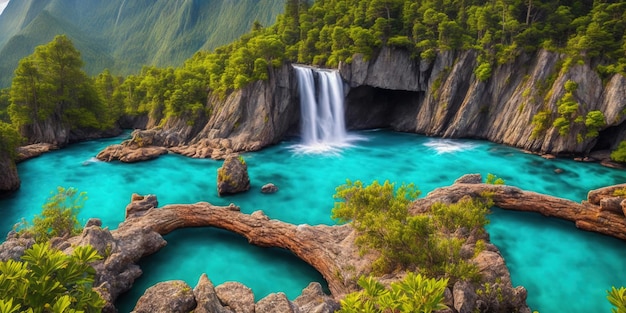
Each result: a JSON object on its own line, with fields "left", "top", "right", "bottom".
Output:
{"left": 261, "top": 183, "right": 279, "bottom": 194}
{"left": 217, "top": 156, "right": 250, "bottom": 196}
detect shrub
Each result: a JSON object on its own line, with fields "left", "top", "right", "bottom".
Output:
{"left": 0, "top": 242, "right": 105, "bottom": 312}
{"left": 485, "top": 173, "right": 505, "bottom": 185}
{"left": 338, "top": 272, "right": 448, "bottom": 313}
{"left": 611, "top": 141, "right": 626, "bottom": 163}
{"left": 608, "top": 286, "right": 626, "bottom": 313}
{"left": 18, "top": 187, "right": 86, "bottom": 243}
{"left": 332, "top": 180, "right": 489, "bottom": 280}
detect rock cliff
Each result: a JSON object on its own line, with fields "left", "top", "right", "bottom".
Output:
{"left": 96, "top": 48, "right": 626, "bottom": 162}
{"left": 0, "top": 151, "right": 19, "bottom": 195}
{"left": 340, "top": 47, "right": 626, "bottom": 156}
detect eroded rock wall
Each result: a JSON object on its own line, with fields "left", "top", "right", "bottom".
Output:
{"left": 340, "top": 47, "right": 626, "bottom": 156}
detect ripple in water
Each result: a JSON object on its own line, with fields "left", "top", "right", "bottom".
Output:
{"left": 423, "top": 138, "right": 478, "bottom": 154}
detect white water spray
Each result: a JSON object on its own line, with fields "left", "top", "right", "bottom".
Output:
{"left": 115, "top": 0, "right": 127, "bottom": 29}
{"left": 293, "top": 66, "right": 359, "bottom": 153}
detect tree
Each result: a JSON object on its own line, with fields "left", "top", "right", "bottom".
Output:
{"left": 0, "top": 243, "right": 105, "bottom": 313}
{"left": 0, "top": 122, "right": 22, "bottom": 159}
{"left": 8, "top": 35, "right": 111, "bottom": 136}
{"left": 611, "top": 141, "right": 626, "bottom": 163}
{"left": 18, "top": 187, "right": 86, "bottom": 243}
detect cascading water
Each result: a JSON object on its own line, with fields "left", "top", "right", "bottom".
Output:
{"left": 293, "top": 66, "right": 358, "bottom": 153}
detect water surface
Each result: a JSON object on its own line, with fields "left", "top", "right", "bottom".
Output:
{"left": 1, "top": 130, "right": 625, "bottom": 312}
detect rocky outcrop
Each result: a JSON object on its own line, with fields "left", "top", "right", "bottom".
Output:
{"left": 217, "top": 156, "right": 251, "bottom": 195}
{"left": 215, "top": 282, "right": 255, "bottom": 313}
{"left": 341, "top": 48, "right": 626, "bottom": 156}
{"left": 95, "top": 130, "right": 169, "bottom": 162}
{"left": 15, "top": 143, "right": 57, "bottom": 162}
{"left": 133, "top": 280, "right": 197, "bottom": 313}
{"left": 97, "top": 63, "right": 300, "bottom": 162}
{"left": 0, "top": 151, "right": 20, "bottom": 195}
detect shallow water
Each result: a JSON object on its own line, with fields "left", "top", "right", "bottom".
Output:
{"left": 1, "top": 130, "right": 625, "bottom": 312}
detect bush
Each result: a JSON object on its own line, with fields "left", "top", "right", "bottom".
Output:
{"left": 608, "top": 286, "right": 626, "bottom": 313}
{"left": 0, "top": 242, "right": 105, "bottom": 312}
{"left": 338, "top": 272, "right": 448, "bottom": 313}
{"left": 332, "top": 180, "right": 490, "bottom": 279}
{"left": 611, "top": 141, "right": 626, "bottom": 163}
{"left": 18, "top": 187, "right": 86, "bottom": 243}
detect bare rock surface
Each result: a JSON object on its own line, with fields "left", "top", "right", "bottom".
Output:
{"left": 15, "top": 143, "right": 57, "bottom": 162}
{"left": 132, "top": 280, "right": 196, "bottom": 313}
{"left": 255, "top": 292, "right": 299, "bottom": 313}
{"left": 261, "top": 183, "right": 279, "bottom": 194}
{"left": 193, "top": 274, "right": 233, "bottom": 313}
{"left": 215, "top": 282, "right": 255, "bottom": 313}
{"left": 217, "top": 156, "right": 251, "bottom": 196}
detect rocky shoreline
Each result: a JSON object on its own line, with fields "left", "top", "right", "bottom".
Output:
{"left": 4, "top": 174, "right": 626, "bottom": 312}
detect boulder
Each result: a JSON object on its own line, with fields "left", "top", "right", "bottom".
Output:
{"left": 133, "top": 280, "right": 196, "bottom": 313}
{"left": 215, "top": 282, "right": 255, "bottom": 313}
{"left": 193, "top": 274, "right": 232, "bottom": 313}
{"left": 454, "top": 174, "right": 482, "bottom": 184}
{"left": 255, "top": 293, "right": 299, "bottom": 313}
{"left": 125, "top": 194, "right": 159, "bottom": 219}
{"left": 293, "top": 282, "right": 339, "bottom": 313}
{"left": 600, "top": 197, "right": 624, "bottom": 214}
{"left": 217, "top": 156, "right": 251, "bottom": 196}
{"left": 261, "top": 183, "right": 279, "bottom": 194}
{"left": 453, "top": 281, "right": 477, "bottom": 313}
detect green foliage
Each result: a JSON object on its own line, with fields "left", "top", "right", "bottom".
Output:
{"left": 8, "top": 35, "right": 112, "bottom": 132}
{"left": 338, "top": 272, "right": 448, "bottom": 313}
{"left": 584, "top": 110, "right": 606, "bottom": 138}
{"left": 18, "top": 187, "right": 86, "bottom": 243}
{"left": 608, "top": 286, "right": 626, "bottom": 313}
{"left": 332, "top": 180, "right": 489, "bottom": 280}
{"left": 0, "top": 242, "right": 105, "bottom": 313}
{"left": 0, "top": 122, "right": 22, "bottom": 159}
{"left": 474, "top": 61, "right": 492, "bottom": 82}
{"left": 611, "top": 141, "right": 626, "bottom": 163}
{"left": 485, "top": 173, "right": 505, "bottom": 185}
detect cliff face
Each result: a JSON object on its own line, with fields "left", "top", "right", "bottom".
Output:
{"left": 98, "top": 48, "right": 626, "bottom": 162}
{"left": 340, "top": 47, "right": 626, "bottom": 155}
{"left": 0, "top": 151, "right": 20, "bottom": 195}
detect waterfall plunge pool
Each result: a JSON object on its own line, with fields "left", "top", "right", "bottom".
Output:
{"left": 1, "top": 130, "right": 626, "bottom": 312}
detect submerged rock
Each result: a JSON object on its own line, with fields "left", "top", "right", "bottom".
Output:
{"left": 217, "top": 156, "right": 251, "bottom": 196}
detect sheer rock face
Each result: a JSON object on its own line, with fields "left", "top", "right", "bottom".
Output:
{"left": 0, "top": 151, "right": 19, "bottom": 195}
{"left": 217, "top": 156, "right": 251, "bottom": 196}
{"left": 341, "top": 48, "right": 626, "bottom": 156}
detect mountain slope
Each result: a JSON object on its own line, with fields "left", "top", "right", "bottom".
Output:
{"left": 0, "top": 0, "right": 285, "bottom": 87}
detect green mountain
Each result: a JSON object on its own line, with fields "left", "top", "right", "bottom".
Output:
{"left": 0, "top": 0, "right": 285, "bottom": 87}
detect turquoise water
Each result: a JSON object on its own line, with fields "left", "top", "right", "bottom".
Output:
{"left": 1, "top": 130, "right": 626, "bottom": 312}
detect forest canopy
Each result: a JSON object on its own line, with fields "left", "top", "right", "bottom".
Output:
{"left": 1, "top": 0, "right": 625, "bottom": 150}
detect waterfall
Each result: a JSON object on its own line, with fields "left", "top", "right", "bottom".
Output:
{"left": 294, "top": 66, "right": 356, "bottom": 153}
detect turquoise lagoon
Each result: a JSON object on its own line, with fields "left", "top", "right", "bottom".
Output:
{"left": 1, "top": 130, "right": 626, "bottom": 312}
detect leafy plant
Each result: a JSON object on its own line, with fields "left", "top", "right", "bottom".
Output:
{"left": 485, "top": 173, "right": 505, "bottom": 185}
{"left": 0, "top": 242, "right": 105, "bottom": 313}
{"left": 611, "top": 141, "right": 626, "bottom": 163}
{"left": 332, "top": 180, "right": 489, "bottom": 280}
{"left": 18, "top": 187, "right": 86, "bottom": 243}
{"left": 608, "top": 286, "right": 626, "bottom": 313}
{"left": 338, "top": 272, "right": 448, "bottom": 313}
